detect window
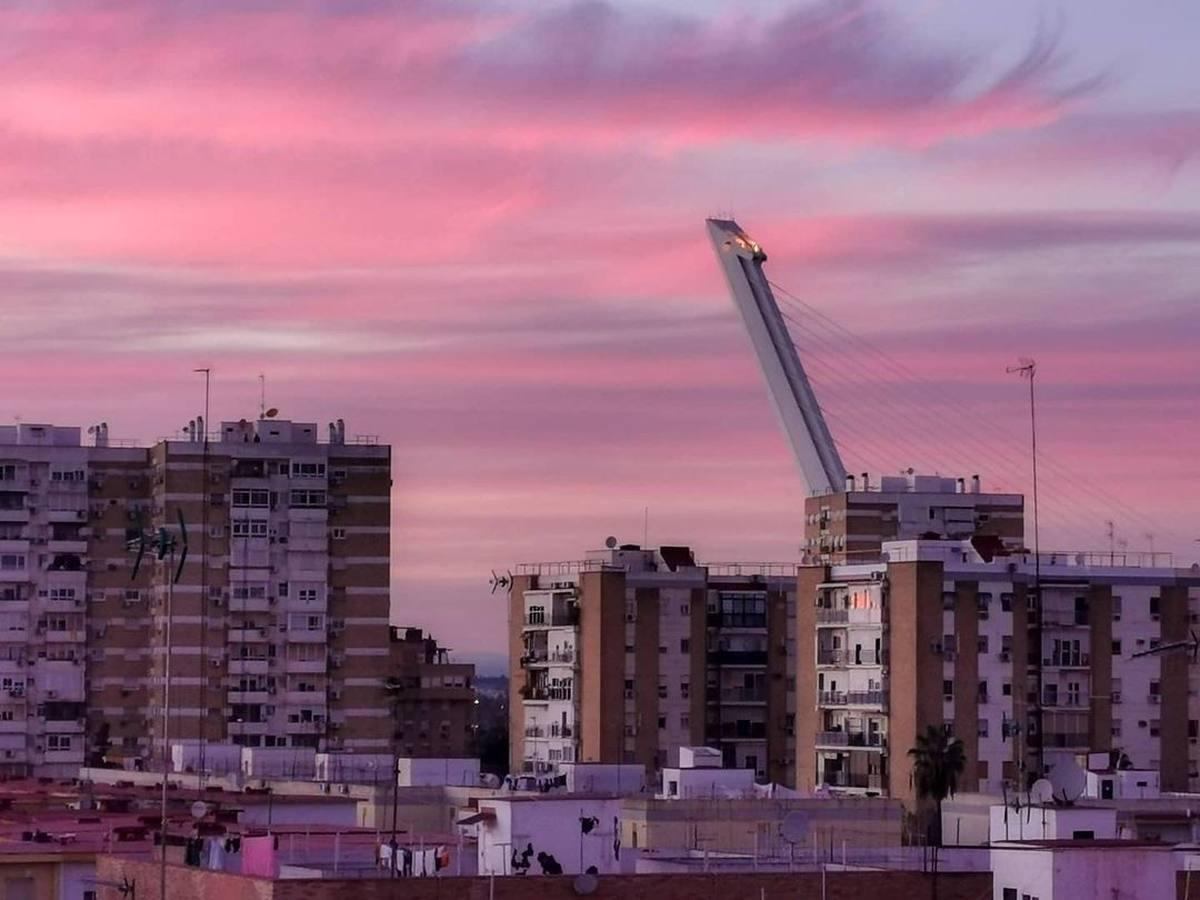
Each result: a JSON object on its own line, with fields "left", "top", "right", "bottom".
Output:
{"left": 1150, "top": 595, "right": 1160, "bottom": 617}
{"left": 232, "top": 489, "right": 270, "bottom": 508}
{"left": 290, "top": 461, "right": 327, "bottom": 478}
{"left": 0, "top": 556, "right": 24, "bottom": 571}
{"left": 657, "top": 716, "right": 666, "bottom": 730}
{"left": 1002, "top": 682, "right": 1012, "bottom": 697}
{"left": 1112, "top": 640, "right": 1122, "bottom": 655}
{"left": 977, "top": 636, "right": 989, "bottom": 653}
{"left": 47, "top": 734, "right": 71, "bottom": 751}
{"left": 1000, "top": 593, "right": 1014, "bottom": 611}
{"left": 657, "top": 683, "right": 668, "bottom": 700}
{"left": 716, "top": 592, "right": 767, "bottom": 627}
{"left": 680, "top": 638, "right": 690, "bottom": 654}
{"left": 942, "top": 592, "right": 956, "bottom": 611}
{"left": 978, "top": 719, "right": 988, "bottom": 738}
{"left": 289, "top": 489, "right": 327, "bottom": 508}
{"left": 943, "top": 680, "right": 953, "bottom": 698}
{"left": 231, "top": 519, "right": 269, "bottom": 537}
{"left": 278, "top": 582, "right": 289, "bottom": 598}
{"left": 0, "top": 465, "right": 14, "bottom": 481}
{"left": 680, "top": 681, "right": 690, "bottom": 700}
{"left": 680, "top": 602, "right": 689, "bottom": 616}
{"left": 332, "top": 527, "right": 346, "bottom": 540}
{"left": 232, "top": 585, "right": 267, "bottom": 600}
{"left": 680, "top": 713, "right": 689, "bottom": 730}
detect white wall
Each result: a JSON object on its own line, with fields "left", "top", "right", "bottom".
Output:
{"left": 992, "top": 845, "right": 1176, "bottom": 900}
{"left": 660, "top": 766, "right": 755, "bottom": 799}
{"left": 478, "top": 798, "right": 625, "bottom": 876}
{"left": 988, "top": 805, "right": 1117, "bottom": 842}
{"left": 396, "top": 757, "right": 479, "bottom": 787}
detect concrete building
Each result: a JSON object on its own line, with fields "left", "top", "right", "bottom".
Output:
{"left": 796, "top": 538, "right": 1200, "bottom": 807}
{"left": 509, "top": 545, "right": 796, "bottom": 785}
{"left": 0, "top": 416, "right": 465, "bottom": 776}
{"left": 386, "top": 626, "right": 475, "bottom": 759}
{"left": 802, "top": 472, "right": 1025, "bottom": 564}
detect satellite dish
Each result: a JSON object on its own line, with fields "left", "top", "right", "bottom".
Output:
{"left": 1029, "top": 779, "right": 1054, "bottom": 804}
{"left": 604, "top": 536, "right": 618, "bottom": 549}
{"left": 265, "top": 408, "right": 279, "bottom": 419}
{"left": 573, "top": 872, "right": 599, "bottom": 895}
{"left": 190, "top": 801, "right": 208, "bottom": 820}
{"left": 87, "top": 425, "right": 95, "bottom": 434}
{"left": 1048, "top": 759, "right": 1087, "bottom": 802}
{"left": 780, "top": 811, "right": 810, "bottom": 844}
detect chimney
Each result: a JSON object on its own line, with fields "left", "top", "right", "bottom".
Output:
{"left": 328, "top": 423, "right": 337, "bottom": 443}
{"left": 845, "top": 474, "right": 856, "bottom": 492}
{"left": 861, "top": 472, "right": 869, "bottom": 492}
{"left": 956, "top": 477, "right": 965, "bottom": 494}
{"left": 336, "top": 418, "right": 346, "bottom": 444}
{"left": 971, "top": 474, "right": 981, "bottom": 494}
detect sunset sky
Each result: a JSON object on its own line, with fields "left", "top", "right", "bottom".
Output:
{"left": 0, "top": 1, "right": 1196, "bottom": 667}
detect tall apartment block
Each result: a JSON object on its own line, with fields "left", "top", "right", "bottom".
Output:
{"left": 146, "top": 416, "right": 393, "bottom": 764}
{"left": 0, "top": 416, "right": 407, "bottom": 776}
{"left": 796, "top": 539, "right": 1200, "bottom": 808}
{"left": 802, "top": 473, "right": 1025, "bottom": 564}
{"left": 387, "top": 626, "right": 476, "bottom": 759}
{"left": 509, "top": 545, "right": 796, "bottom": 786}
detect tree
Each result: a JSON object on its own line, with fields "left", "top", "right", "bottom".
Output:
{"left": 908, "top": 724, "right": 966, "bottom": 846}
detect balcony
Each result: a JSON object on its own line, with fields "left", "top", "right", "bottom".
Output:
{"left": 229, "top": 659, "right": 271, "bottom": 675}
{"left": 1049, "top": 653, "right": 1091, "bottom": 668}
{"left": 816, "top": 609, "right": 849, "bottom": 625}
{"left": 524, "top": 725, "right": 545, "bottom": 738}
{"left": 227, "top": 690, "right": 270, "bottom": 704}
{"left": 708, "top": 650, "right": 768, "bottom": 667}
{"left": 817, "top": 649, "right": 885, "bottom": 667}
{"left": 549, "top": 649, "right": 575, "bottom": 665}
{"left": 819, "top": 690, "right": 887, "bottom": 709}
{"left": 815, "top": 731, "right": 887, "bottom": 749}
{"left": 716, "top": 688, "right": 767, "bottom": 705}
{"left": 229, "top": 596, "right": 272, "bottom": 613}
{"left": 228, "top": 628, "right": 270, "bottom": 643}
{"left": 286, "top": 659, "right": 326, "bottom": 674}
{"left": 821, "top": 772, "right": 886, "bottom": 790}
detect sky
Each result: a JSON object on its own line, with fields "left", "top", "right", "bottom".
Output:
{"left": 0, "top": 0, "right": 1196, "bottom": 669}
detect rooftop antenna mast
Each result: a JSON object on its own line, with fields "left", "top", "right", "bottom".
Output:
{"left": 706, "top": 219, "right": 846, "bottom": 495}
{"left": 1007, "top": 357, "right": 1042, "bottom": 779}
{"left": 259, "top": 373, "right": 266, "bottom": 420}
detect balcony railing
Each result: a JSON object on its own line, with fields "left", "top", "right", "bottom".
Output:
{"left": 821, "top": 772, "right": 886, "bottom": 790}
{"left": 817, "top": 649, "right": 885, "bottom": 666}
{"left": 1049, "top": 653, "right": 1090, "bottom": 668}
{"left": 819, "top": 690, "right": 886, "bottom": 708}
{"left": 718, "top": 687, "right": 767, "bottom": 704}
{"left": 816, "top": 609, "right": 849, "bottom": 624}
{"left": 815, "top": 731, "right": 887, "bottom": 748}
{"left": 549, "top": 649, "right": 575, "bottom": 664}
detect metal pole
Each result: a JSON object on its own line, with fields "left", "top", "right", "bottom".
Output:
{"left": 160, "top": 547, "right": 175, "bottom": 900}
{"left": 1028, "top": 366, "right": 1044, "bottom": 778}
{"left": 194, "top": 368, "right": 211, "bottom": 786}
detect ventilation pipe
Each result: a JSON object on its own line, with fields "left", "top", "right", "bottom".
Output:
{"left": 845, "top": 474, "right": 856, "bottom": 492}
{"left": 861, "top": 472, "right": 869, "bottom": 492}
{"left": 328, "top": 422, "right": 337, "bottom": 443}
{"left": 957, "top": 477, "right": 966, "bottom": 494}
{"left": 196, "top": 416, "right": 204, "bottom": 444}
{"left": 971, "top": 474, "right": 981, "bottom": 494}
{"left": 336, "top": 419, "right": 346, "bottom": 444}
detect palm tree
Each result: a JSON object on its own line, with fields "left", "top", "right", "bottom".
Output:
{"left": 909, "top": 725, "right": 966, "bottom": 900}
{"left": 908, "top": 724, "right": 966, "bottom": 846}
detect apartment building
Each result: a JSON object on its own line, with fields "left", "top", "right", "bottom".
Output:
{"left": 386, "top": 626, "right": 476, "bottom": 758}
{"left": 509, "top": 545, "right": 796, "bottom": 786}
{"left": 0, "top": 416, "right": 398, "bottom": 775}
{"left": 802, "top": 473, "right": 1024, "bottom": 564}
{"left": 0, "top": 423, "right": 148, "bottom": 776}
{"left": 796, "top": 539, "right": 1200, "bottom": 808}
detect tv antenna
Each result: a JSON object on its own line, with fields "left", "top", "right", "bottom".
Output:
{"left": 126, "top": 508, "right": 189, "bottom": 900}
{"left": 1132, "top": 630, "right": 1200, "bottom": 663}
